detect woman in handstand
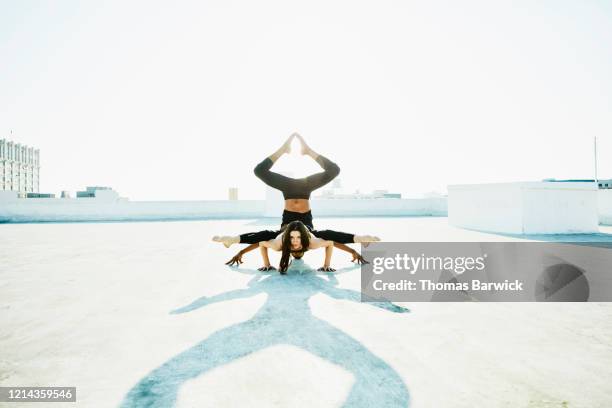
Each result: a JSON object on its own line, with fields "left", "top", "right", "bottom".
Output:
{"left": 213, "top": 133, "right": 379, "bottom": 271}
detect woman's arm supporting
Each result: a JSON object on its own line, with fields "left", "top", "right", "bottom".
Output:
{"left": 258, "top": 245, "right": 277, "bottom": 271}
{"left": 318, "top": 242, "right": 335, "bottom": 271}
{"left": 308, "top": 238, "right": 336, "bottom": 271}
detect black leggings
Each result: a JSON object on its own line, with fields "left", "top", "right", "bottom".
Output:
{"left": 239, "top": 210, "right": 355, "bottom": 244}
{"left": 253, "top": 155, "right": 340, "bottom": 199}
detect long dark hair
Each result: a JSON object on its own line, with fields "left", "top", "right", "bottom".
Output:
{"left": 279, "top": 221, "right": 310, "bottom": 274}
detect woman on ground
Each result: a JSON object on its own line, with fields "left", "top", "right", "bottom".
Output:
{"left": 258, "top": 220, "right": 335, "bottom": 273}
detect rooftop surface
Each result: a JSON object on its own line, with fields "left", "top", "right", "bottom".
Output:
{"left": 1, "top": 216, "right": 612, "bottom": 407}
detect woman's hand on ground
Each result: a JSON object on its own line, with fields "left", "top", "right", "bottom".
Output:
{"left": 317, "top": 266, "right": 336, "bottom": 272}
{"left": 258, "top": 265, "right": 277, "bottom": 271}
{"left": 225, "top": 252, "right": 244, "bottom": 266}
{"left": 351, "top": 250, "right": 370, "bottom": 264}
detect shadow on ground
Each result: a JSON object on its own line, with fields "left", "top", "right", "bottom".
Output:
{"left": 120, "top": 262, "right": 411, "bottom": 407}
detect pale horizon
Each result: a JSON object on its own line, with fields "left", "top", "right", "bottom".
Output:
{"left": 2, "top": 1, "right": 611, "bottom": 200}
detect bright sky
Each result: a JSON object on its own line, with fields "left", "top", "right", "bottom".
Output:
{"left": 1, "top": 0, "right": 611, "bottom": 200}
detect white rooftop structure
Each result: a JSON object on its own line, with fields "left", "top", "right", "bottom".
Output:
{"left": 448, "top": 181, "right": 599, "bottom": 234}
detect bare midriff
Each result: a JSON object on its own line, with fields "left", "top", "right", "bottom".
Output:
{"left": 284, "top": 199, "right": 311, "bottom": 212}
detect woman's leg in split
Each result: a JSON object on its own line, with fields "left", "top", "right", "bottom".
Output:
{"left": 311, "top": 229, "right": 378, "bottom": 264}
{"left": 312, "top": 230, "right": 381, "bottom": 245}
{"left": 212, "top": 235, "right": 240, "bottom": 248}
{"left": 353, "top": 234, "right": 381, "bottom": 244}
{"left": 238, "top": 230, "right": 280, "bottom": 244}
{"left": 213, "top": 229, "right": 279, "bottom": 248}
{"left": 224, "top": 230, "right": 282, "bottom": 266}
{"left": 310, "top": 229, "right": 355, "bottom": 244}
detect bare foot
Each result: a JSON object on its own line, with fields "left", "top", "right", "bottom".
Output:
{"left": 294, "top": 133, "right": 311, "bottom": 156}
{"left": 281, "top": 134, "right": 295, "bottom": 155}
{"left": 354, "top": 235, "right": 381, "bottom": 247}
{"left": 212, "top": 235, "right": 239, "bottom": 248}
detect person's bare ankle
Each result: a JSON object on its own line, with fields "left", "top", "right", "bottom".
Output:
{"left": 355, "top": 235, "right": 381, "bottom": 246}
{"left": 295, "top": 134, "right": 309, "bottom": 155}
{"left": 283, "top": 136, "right": 295, "bottom": 154}
{"left": 282, "top": 141, "right": 291, "bottom": 155}
{"left": 212, "top": 235, "right": 238, "bottom": 248}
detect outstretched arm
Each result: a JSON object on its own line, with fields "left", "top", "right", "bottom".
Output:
{"left": 225, "top": 243, "right": 259, "bottom": 266}
{"left": 170, "top": 287, "right": 260, "bottom": 314}
{"left": 333, "top": 242, "right": 369, "bottom": 264}
{"left": 321, "top": 285, "right": 410, "bottom": 313}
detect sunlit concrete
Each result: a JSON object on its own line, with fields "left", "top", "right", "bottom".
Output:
{"left": 1, "top": 217, "right": 612, "bottom": 407}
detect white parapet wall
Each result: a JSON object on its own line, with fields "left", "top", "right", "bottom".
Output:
{"left": 599, "top": 189, "right": 612, "bottom": 225}
{"left": 0, "top": 191, "right": 19, "bottom": 202}
{"left": 310, "top": 197, "right": 447, "bottom": 217}
{"left": 263, "top": 184, "right": 448, "bottom": 217}
{"left": 448, "top": 182, "right": 599, "bottom": 234}
{"left": 0, "top": 198, "right": 266, "bottom": 223}
{"left": 0, "top": 194, "right": 448, "bottom": 223}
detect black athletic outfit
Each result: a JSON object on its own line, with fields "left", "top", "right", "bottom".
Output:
{"left": 239, "top": 155, "right": 355, "bottom": 244}
{"left": 253, "top": 156, "right": 340, "bottom": 200}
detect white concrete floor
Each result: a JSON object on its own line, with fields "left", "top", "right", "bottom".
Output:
{"left": 1, "top": 217, "right": 612, "bottom": 407}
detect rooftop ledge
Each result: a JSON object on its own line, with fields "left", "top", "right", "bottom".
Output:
{"left": 449, "top": 181, "right": 598, "bottom": 191}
